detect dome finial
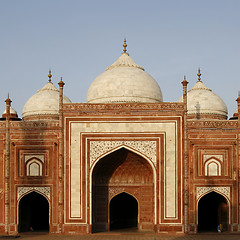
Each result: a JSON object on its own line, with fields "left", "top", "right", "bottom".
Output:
{"left": 48, "top": 69, "right": 52, "bottom": 82}
{"left": 123, "top": 38, "right": 127, "bottom": 53}
{"left": 197, "top": 68, "right": 202, "bottom": 81}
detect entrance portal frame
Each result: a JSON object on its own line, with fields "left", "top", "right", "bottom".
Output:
{"left": 65, "top": 114, "right": 183, "bottom": 233}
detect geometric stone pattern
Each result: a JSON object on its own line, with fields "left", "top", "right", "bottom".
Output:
{"left": 187, "top": 120, "right": 237, "bottom": 128}
{"left": 90, "top": 140, "right": 157, "bottom": 167}
{"left": 63, "top": 102, "right": 184, "bottom": 112}
{"left": 196, "top": 186, "right": 230, "bottom": 200}
{"left": 196, "top": 149, "right": 228, "bottom": 177}
{"left": 17, "top": 186, "right": 50, "bottom": 200}
{"left": 18, "top": 150, "right": 49, "bottom": 178}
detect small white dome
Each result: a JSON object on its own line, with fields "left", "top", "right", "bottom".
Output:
{"left": 86, "top": 52, "right": 163, "bottom": 103}
{"left": 22, "top": 81, "right": 71, "bottom": 119}
{"left": 179, "top": 80, "right": 228, "bottom": 119}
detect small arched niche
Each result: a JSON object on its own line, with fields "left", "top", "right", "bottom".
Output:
{"left": 26, "top": 158, "right": 43, "bottom": 177}
{"left": 204, "top": 158, "right": 221, "bottom": 176}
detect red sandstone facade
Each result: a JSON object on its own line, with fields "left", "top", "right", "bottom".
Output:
{"left": 0, "top": 80, "right": 239, "bottom": 236}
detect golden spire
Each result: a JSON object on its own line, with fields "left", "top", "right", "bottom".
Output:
{"left": 48, "top": 69, "right": 52, "bottom": 82}
{"left": 123, "top": 39, "right": 127, "bottom": 53}
{"left": 197, "top": 68, "right": 201, "bottom": 81}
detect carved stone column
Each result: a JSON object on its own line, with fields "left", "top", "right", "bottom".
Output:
{"left": 58, "top": 78, "right": 64, "bottom": 233}
{"left": 4, "top": 96, "right": 11, "bottom": 234}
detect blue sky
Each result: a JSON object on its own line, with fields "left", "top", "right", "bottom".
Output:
{"left": 0, "top": 0, "right": 240, "bottom": 118}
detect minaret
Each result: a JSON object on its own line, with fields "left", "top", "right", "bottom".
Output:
{"left": 181, "top": 76, "right": 189, "bottom": 233}
{"left": 236, "top": 91, "right": 240, "bottom": 126}
{"left": 58, "top": 77, "right": 65, "bottom": 233}
{"left": 4, "top": 94, "right": 11, "bottom": 234}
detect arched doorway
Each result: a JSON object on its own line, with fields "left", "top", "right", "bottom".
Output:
{"left": 198, "top": 191, "right": 228, "bottom": 232}
{"left": 92, "top": 147, "right": 154, "bottom": 232}
{"left": 18, "top": 191, "right": 49, "bottom": 232}
{"left": 110, "top": 192, "right": 138, "bottom": 230}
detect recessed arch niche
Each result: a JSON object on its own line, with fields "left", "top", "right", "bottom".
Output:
{"left": 198, "top": 191, "right": 228, "bottom": 232}
{"left": 91, "top": 147, "right": 154, "bottom": 232}
{"left": 18, "top": 191, "right": 49, "bottom": 232}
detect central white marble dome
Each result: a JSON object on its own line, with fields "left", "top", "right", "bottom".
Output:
{"left": 86, "top": 50, "right": 163, "bottom": 103}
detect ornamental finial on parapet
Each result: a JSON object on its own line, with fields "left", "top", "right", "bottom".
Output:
{"left": 48, "top": 69, "right": 52, "bottom": 82}
{"left": 58, "top": 77, "right": 65, "bottom": 88}
{"left": 123, "top": 39, "right": 127, "bottom": 53}
{"left": 5, "top": 93, "right": 12, "bottom": 104}
{"left": 197, "top": 68, "right": 201, "bottom": 81}
{"left": 182, "top": 75, "right": 188, "bottom": 86}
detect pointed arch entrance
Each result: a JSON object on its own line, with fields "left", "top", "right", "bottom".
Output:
{"left": 18, "top": 191, "right": 49, "bottom": 232}
{"left": 92, "top": 147, "right": 154, "bottom": 232}
{"left": 198, "top": 191, "right": 228, "bottom": 232}
{"left": 110, "top": 192, "right": 138, "bottom": 230}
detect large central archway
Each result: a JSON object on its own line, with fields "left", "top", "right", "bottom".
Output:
{"left": 110, "top": 192, "right": 138, "bottom": 230}
{"left": 92, "top": 147, "right": 154, "bottom": 232}
{"left": 198, "top": 191, "right": 228, "bottom": 232}
{"left": 18, "top": 191, "right": 49, "bottom": 232}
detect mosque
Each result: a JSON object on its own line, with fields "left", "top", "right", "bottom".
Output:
{"left": 0, "top": 40, "right": 240, "bottom": 235}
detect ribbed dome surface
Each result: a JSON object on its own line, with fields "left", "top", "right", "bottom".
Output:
{"left": 86, "top": 52, "right": 163, "bottom": 103}
{"left": 22, "top": 81, "right": 71, "bottom": 119}
{"left": 179, "top": 80, "right": 228, "bottom": 119}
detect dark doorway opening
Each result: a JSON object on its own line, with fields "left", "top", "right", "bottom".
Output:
{"left": 110, "top": 192, "right": 138, "bottom": 230}
{"left": 198, "top": 191, "right": 228, "bottom": 232}
{"left": 18, "top": 191, "right": 49, "bottom": 232}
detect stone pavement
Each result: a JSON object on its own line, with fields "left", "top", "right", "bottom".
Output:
{"left": 7, "top": 232, "right": 239, "bottom": 240}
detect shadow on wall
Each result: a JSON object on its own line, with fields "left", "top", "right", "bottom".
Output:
{"left": 195, "top": 101, "right": 200, "bottom": 120}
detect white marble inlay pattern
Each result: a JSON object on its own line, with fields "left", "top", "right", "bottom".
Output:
{"left": 203, "top": 155, "right": 223, "bottom": 163}
{"left": 24, "top": 154, "right": 45, "bottom": 163}
{"left": 197, "top": 186, "right": 230, "bottom": 200}
{"left": 90, "top": 140, "right": 157, "bottom": 167}
{"left": 70, "top": 120, "right": 178, "bottom": 220}
{"left": 17, "top": 186, "right": 50, "bottom": 200}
